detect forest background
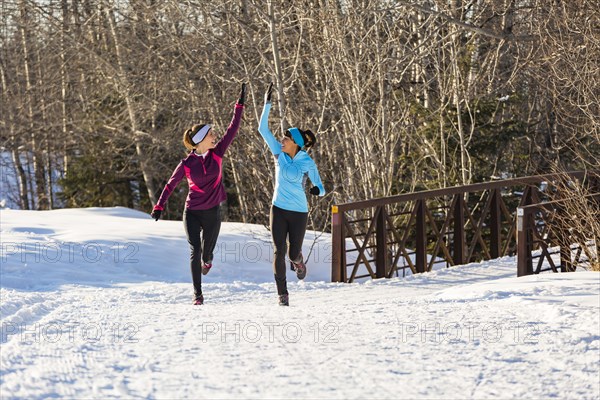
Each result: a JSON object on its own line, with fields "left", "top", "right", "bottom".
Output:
{"left": 2, "top": 0, "right": 598, "bottom": 232}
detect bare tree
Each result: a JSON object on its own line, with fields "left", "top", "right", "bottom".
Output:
{"left": 1, "top": 0, "right": 596, "bottom": 232}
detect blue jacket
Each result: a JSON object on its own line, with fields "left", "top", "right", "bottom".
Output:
{"left": 258, "top": 102, "right": 325, "bottom": 213}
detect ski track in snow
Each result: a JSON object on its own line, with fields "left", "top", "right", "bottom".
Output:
{"left": 1, "top": 208, "right": 599, "bottom": 399}
{"left": 2, "top": 272, "right": 598, "bottom": 399}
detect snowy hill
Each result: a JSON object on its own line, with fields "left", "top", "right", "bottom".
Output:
{"left": 1, "top": 208, "right": 599, "bottom": 399}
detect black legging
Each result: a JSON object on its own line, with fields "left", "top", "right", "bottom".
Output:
{"left": 184, "top": 205, "right": 221, "bottom": 297}
{"left": 270, "top": 205, "right": 308, "bottom": 295}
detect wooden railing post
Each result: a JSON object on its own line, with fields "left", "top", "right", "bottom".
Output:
{"left": 416, "top": 200, "right": 427, "bottom": 273}
{"left": 453, "top": 194, "right": 465, "bottom": 266}
{"left": 331, "top": 205, "right": 345, "bottom": 282}
{"left": 560, "top": 245, "right": 573, "bottom": 272}
{"left": 375, "top": 206, "right": 388, "bottom": 279}
{"left": 558, "top": 221, "right": 574, "bottom": 272}
{"left": 490, "top": 189, "right": 502, "bottom": 259}
{"left": 517, "top": 207, "right": 533, "bottom": 276}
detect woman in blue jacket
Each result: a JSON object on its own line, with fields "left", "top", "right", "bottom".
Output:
{"left": 258, "top": 83, "right": 326, "bottom": 306}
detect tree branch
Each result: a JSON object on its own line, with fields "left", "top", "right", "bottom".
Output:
{"left": 397, "top": 2, "right": 534, "bottom": 42}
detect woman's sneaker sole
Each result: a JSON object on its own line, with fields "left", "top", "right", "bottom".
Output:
{"left": 201, "top": 263, "right": 212, "bottom": 275}
{"left": 290, "top": 260, "right": 307, "bottom": 280}
{"left": 278, "top": 294, "right": 289, "bottom": 306}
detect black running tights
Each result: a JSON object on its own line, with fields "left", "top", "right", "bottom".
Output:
{"left": 184, "top": 205, "right": 221, "bottom": 297}
{"left": 270, "top": 205, "right": 308, "bottom": 295}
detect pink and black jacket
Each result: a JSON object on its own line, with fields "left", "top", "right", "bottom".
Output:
{"left": 153, "top": 103, "right": 244, "bottom": 211}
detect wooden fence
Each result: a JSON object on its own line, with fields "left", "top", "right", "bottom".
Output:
{"left": 516, "top": 193, "right": 600, "bottom": 276}
{"left": 330, "top": 171, "right": 596, "bottom": 282}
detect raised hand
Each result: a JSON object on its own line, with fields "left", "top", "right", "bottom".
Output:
{"left": 264, "top": 82, "right": 273, "bottom": 103}
{"left": 238, "top": 82, "right": 247, "bottom": 105}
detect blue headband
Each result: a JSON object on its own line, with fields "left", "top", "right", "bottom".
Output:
{"left": 288, "top": 127, "right": 304, "bottom": 149}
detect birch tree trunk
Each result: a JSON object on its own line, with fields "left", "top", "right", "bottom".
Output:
{"left": 105, "top": 1, "right": 158, "bottom": 204}
{"left": 1, "top": 62, "right": 30, "bottom": 209}
{"left": 19, "top": 0, "right": 47, "bottom": 209}
{"left": 267, "top": 0, "right": 288, "bottom": 133}
{"left": 60, "top": 0, "right": 70, "bottom": 176}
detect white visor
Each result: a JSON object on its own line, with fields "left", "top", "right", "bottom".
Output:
{"left": 191, "top": 125, "right": 211, "bottom": 145}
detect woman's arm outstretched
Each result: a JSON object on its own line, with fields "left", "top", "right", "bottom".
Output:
{"left": 214, "top": 83, "right": 246, "bottom": 157}
{"left": 257, "top": 83, "right": 282, "bottom": 156}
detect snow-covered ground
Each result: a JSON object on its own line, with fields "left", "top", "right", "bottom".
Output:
{"left": 1, "top": 207, "right": 599, "bottom": 399}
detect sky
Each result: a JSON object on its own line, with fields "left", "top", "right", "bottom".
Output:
{"left": 1, "top": 207, "right": 599, "bottom": 399}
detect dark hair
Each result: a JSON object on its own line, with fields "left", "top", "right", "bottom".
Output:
{"left": 301, "top": 129, "right": 316, "bottom": 149}
{"left": 285, "top": 128, "right": 317, "bottom": 150}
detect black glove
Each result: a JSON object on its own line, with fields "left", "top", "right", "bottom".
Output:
{"left": 150, "top": 209, "right": 162, "bottom": 221}
{"left": 309, "top": 186, "right": 320, "bottom": 196}
{"left": 238, "top": 82, "right": 246, "bottom": 105}
{"left": 264, "top": 82, "right": 273, "bottom": 103}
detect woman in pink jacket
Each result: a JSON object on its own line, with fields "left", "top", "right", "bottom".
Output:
{"left": 151, "top": 84, "right": 246, "bottom": 305}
